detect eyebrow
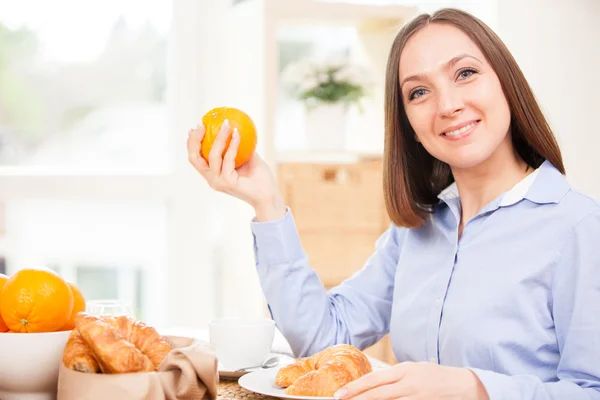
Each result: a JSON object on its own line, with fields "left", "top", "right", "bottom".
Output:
{"left": 400, "top": 54, "right": 483, "bottom": 89}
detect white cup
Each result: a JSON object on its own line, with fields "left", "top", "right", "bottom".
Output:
{"left": 208, "top": 317, "right": 275, "bottom": 371}
{"left": 86, "top": 299, "right": 135, "bottom": 317}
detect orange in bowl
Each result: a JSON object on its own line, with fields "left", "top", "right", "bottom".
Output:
{"left": 61, "top": 282, "right": 86, "bottom": 331}
{"left": 201, "top": 106, "right": 257, "bottom": 168}
{"left": 0, "top": 273, "right": 8, "bottom": 332}
{"left": 0, "top": 268, "right": 74, "bottom": 333}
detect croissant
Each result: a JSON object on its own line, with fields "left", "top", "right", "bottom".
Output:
{"left": 106, "top": 314, "right": 173, "bottom": 370}
{"left": 275, "top": 344, "right": 372, "bottom": 396}
{"left": 62, "top": 329, "right": 101, "bottom": 373}
{"left": 62, "top": 313, "right": 172, "bottom": 374}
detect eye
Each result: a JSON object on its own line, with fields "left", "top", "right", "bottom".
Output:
{"left": 457, "top": 68, "right": 478, "bottom": 80}
{"left": 408, "top": 88, "right": 428, "bottom": 101}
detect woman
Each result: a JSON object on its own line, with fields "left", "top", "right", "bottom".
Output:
{"left": 187, "top": 8, "right": 600, "bottom": 400}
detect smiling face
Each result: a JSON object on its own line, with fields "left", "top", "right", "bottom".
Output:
{"left": 399, "top": 23, "right": 512, "bottom": 170}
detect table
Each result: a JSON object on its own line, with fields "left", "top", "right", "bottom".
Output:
{"left": 218, "top": 380, "right": 278, "bottom": 400}
{"left": 216, "top": 357, "right": 390, "bottom": 399}
{"left": 161, "top": 326, "right": 390, "bottom": 399}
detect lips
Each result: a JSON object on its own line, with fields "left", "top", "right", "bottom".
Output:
{"left": 440, "top": 120, "right": 480, "bottom": 140}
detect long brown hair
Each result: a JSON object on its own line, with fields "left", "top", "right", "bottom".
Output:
{"left": 384, "top": 8, "right": 565, "bottom": 228}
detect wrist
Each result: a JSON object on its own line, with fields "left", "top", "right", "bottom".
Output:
{"left": 253, "top": 194, "right": 286, "bottom": 222}
{"left": 465, "top": 370, "right": 489, "bottom": 400}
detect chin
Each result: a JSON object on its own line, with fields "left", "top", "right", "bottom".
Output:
{"left": 441, "top": 152, "right": 491, "bottom": 171}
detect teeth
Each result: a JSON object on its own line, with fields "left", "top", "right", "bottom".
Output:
{"left": 445, "top": 122, "right": 476, "bottom": 137}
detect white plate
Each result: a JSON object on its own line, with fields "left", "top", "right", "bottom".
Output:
{"left": 219, "top": 353, "right": 295, "bottom": 380}
{"left": 238, "top": 363, "right": 391, "bottom": 398}
{"left": 238, "top": 367, "right": 335, "bottom": 400}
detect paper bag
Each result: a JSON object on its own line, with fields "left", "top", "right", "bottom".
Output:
{"left": 57, "top": 336, "right": 218, "bottom": 400}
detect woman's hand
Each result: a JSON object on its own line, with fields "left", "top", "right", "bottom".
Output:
{"left": 187, "top": 120, "right": 286, "bottom": 221}
{"left": 334, "top": 361, "right": 489, "bottom": 400}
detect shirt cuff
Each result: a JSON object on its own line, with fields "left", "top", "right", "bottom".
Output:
{"left": 250, "top": 207, "right": 306, "bottom": 266}
{"left": 468, "top": 367, "right": 513, "bottom": 400}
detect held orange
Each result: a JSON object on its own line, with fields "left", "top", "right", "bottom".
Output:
{"left": 0, "top": 268, "right": 74, "bottom": 333}
{"left": 62, "top": 282, "right": 86, "bottom": 331}
{"left": 201, "top": 106, "right": 257, "bottom": 168}
{"left": 0, "top": 273, "right": 9, "bottom": 332}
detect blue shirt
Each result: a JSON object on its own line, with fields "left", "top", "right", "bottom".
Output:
{"left": 251, "top": 160, "right": 600, "bottom": 400}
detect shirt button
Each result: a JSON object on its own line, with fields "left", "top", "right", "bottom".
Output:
{"left": 435, "top": 298, "right": 442, "bottom": 307}
{"left": 429, "top": 357, "right": 437, "bottom": 363}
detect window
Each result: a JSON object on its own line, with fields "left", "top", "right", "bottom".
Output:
{"left": 0, "top": 0, "right": 172, "bottom": 327}
{"left": 0, "top": 1, "right": 267, "bottom": 330}
{"left": 0, "top": 0, "right": 171, "bottom": 172}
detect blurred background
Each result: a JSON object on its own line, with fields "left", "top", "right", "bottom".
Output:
{"left": 0, "top": 0, "right": 598, "bottom": 361}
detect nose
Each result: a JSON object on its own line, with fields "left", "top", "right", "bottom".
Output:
{"left": 437, "top": 87, "right": 465, "bottom": 118}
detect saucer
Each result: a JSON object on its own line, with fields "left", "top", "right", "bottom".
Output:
{"left": 218, "top": 353, "right": 295, "bottom": 380}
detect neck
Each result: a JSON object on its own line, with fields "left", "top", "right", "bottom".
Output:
{"left": 451, "top": 137, "right": 531, "bottom": 227}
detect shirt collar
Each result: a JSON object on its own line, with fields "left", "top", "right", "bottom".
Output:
{"left": 438, "top": 182, "right": 459, "bottom": 203}
{"left": 523, "top": 160, "right": 570, "bottom": 204}
{"left": 436, "top": 160, "right": 569, "bottom": 207}
{"left": 499, "top": 167, "right": 539, "bottom": 207}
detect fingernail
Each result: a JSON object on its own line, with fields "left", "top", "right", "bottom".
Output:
{"left": 233, "top": 127, "right": 240, "bottom": 140}
{"left": 333, "top": 388, "right": 346, "bottom": 399}
{"left": 223, "top": 119, "right": 229, "bottom": 129}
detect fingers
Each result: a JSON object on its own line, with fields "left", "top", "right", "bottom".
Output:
{"left": 187, "top": 120, "right": 241, "bottom": 194}
{"left": 187, "top": 124, "right": 209, "bottom": 171}
{"left": 208, "top": 119, "right": 231, "bottom": 174}
{"left": 221, "top": 127, "right": 240, "bottom": 184}
{"left": 344, "top": 383, "right": 407, "bottom": 400}
{"left": 335, "top": 366, "right": 406, "bottom": 399}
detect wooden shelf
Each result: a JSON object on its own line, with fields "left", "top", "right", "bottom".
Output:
{"left": 278, "top": 158, "right": 396, "bottom": 364}
{"left": 275, "top": 150, "right": 382, "bottom": 164}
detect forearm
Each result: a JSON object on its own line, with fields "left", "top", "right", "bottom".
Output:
{"left": 251, "top": 209, "right": 343, "bottom": 356}
{"left": 470, "top": 368, "right": 600, "bottom": 400}
{"left": 251, "top": 210, "right": 398, "bottom": 357}
{"left": 257, "top": 252, "right": 338, "bottom": 357}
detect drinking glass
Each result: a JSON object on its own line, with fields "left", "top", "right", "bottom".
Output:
{"left": 86, "top": 299, "right": 135, "bottom": 317}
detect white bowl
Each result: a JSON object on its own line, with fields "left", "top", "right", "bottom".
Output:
{"left": 0, "top": 330, "right": 71, "bottom": 400}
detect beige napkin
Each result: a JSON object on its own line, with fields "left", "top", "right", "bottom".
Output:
{"left": 57, "top": 336, "right": 218, "bottom": 400}
{"left": 158, "top": 336, "right": 218, "bottom": 400}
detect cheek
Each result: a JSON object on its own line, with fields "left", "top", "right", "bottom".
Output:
{"left": 476, "top": 77, "right": 511, "bottom": 132}
{"left": 405, "top": 105, "right": 436, "bottom": 142}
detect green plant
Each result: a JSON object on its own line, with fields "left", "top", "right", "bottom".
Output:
{"left": 281, "top": 57, "right": 372, "bottom": 109}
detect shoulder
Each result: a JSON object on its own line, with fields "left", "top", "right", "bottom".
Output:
{"left": 382, "top": 213, "right": 436, "bottom": 248}
{"left": 527, "top": 161, "right": 600, "bottom": 229}
{"left": 546, "top": 188, "right": 600, "bottom": 259}
{"left": 551, "top": 190, "right": 600, "bottom": 282}
{"left": 376, "top": 223, "right": 406, "bottom": 249}
{"left": 378, "top": 217, "right": 434, "bottom": 249}
{"left": 557, "top": 187, "right": 600, "bottom": 225}
{"left": 562, "top": 187, "right": 600, "bottom": 211}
